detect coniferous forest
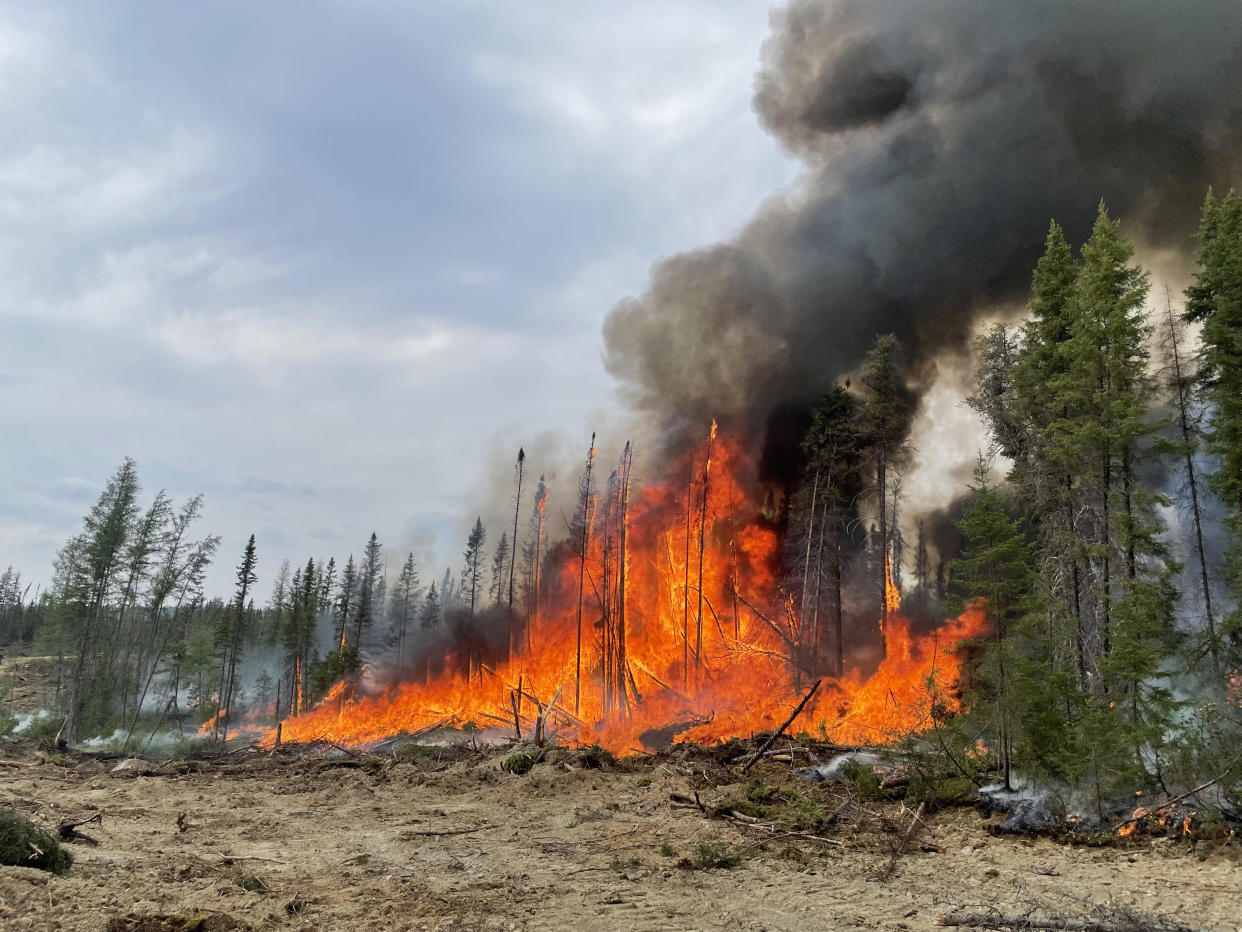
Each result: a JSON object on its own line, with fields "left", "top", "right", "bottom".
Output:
{"left": 4, "top": 194, "right": 1241, "bottom": 827}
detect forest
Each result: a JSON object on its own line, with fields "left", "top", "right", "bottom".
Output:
{"left": 3, "top": 193, "right": 1242, "bottom": 823}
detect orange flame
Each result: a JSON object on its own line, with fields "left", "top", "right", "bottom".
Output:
{"left": 265, "top": 431, "right": 988, "bottom": 754}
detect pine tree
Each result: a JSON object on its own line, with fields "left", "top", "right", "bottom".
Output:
{"left": 419, "top": 581, "right": 441, "bottom": 683}
{"left": 354, "top": 533, "right": 382, "bottom": 658}
{"left": 1159, "top": 290, "right": 1218, "bottom": 670}
{"left": 61, "top": 458, "right": 142, "bottom": 740}
{"left": 462, "top": 519, "right": 486, "bottom": 615}
{"left": 461, "top": 518, "right": 486, "bottom": 679}
{"left": 861, "top": 335, "right": 910, "bottom": 659}
{"left": 489, "top": 533, "right": 510, "bottom": 608}
{"left": 1049, "top": 202, "right": 1167, "bottom": 674}
{"left": 948, "top": 456, "right": 1034, "bottom": 790}
{"left": 791, "top": 385, "right": 863, "bottom": 676}
{"left": 1185, "top": 189, "right": 1242, "bottom": 664}
{"left": 390, "top": 553, "right": 420, "bottom": 670}
{"left": 217, "top": 535, "right": 257, "bottom": 739}
{"left": 335, "top": 556, "right": 357, "bottom": 656}
{"left": 317, "top": 557, "right": 337, "bottom": 613}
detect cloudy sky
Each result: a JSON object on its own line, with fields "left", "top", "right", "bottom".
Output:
{"left": 0, "top": 2, "right": 798, "bottom": 594}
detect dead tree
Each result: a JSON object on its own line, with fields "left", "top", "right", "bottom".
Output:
{"left": 1161, "top": 290, "right": 1218, "bottom": 670}
{"left": 695, "top": 421, "right": 717, "bottom": 694}
{"left": 574, "top": 433, "right": 597, "bottom": 715}
{"left": 507, "top": 447, "right": 525, "bottom": 659}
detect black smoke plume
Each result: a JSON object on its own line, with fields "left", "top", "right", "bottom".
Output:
{"left": 603, "top": 0, "right": 1242, "bottom": 464}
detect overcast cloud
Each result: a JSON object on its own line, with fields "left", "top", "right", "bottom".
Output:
{"left": 0, "top": 2, "right": 797, "bottom": 594}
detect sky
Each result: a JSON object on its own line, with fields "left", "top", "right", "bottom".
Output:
{"left": 0, "top": 2, "right": 799, "bottom": 595}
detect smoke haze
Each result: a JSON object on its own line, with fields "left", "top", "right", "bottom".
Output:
{"left": 603, "top": 0, "right": 1242, "bottom": 460}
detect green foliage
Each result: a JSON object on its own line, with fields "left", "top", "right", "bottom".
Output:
{"left": 687, "top": 841, "right": 742, "bottom": 870}
{"left": 0, "top": 810, "right": 72, "bottom": 874}
{"left": 231, "top": 871, "right": 269, "bottom": 892}
{"left": 836, "top": 758, "right": 883, "bottom": 798}
{"left": 659, "top": 841, "right": 675, "bottom": 857}
{"left": 501, "top": 749, "right": 539, "bottom": 775}
{"left": 1186, "top": 189, "right": 1242, "bottom": 665}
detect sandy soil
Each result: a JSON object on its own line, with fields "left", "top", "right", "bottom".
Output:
{"left": 1, "top": 742, "right": 1240, "bottom": 932}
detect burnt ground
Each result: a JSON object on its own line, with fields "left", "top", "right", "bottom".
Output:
{"left": 1, "top": 739, "right": 1240, "bottom": 932}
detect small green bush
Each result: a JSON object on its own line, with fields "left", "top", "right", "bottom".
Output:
{"left": 0, "top": 809, "right": 72, "bottom": 874}
{"left": 689, "top": 841, "right": 742, "bottom": 870}
{"left": 502, "top": 750, "right": 538, "bottom": 775}
{"left": 837, "top": 758, "right": 883, "bottom": 798}
{"left": 232, "top": 871, "right": 269, "bottom": 892}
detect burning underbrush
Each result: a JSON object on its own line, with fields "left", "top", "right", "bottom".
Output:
{"left": 250, "top": 430, "right": 989, "bottom": 759}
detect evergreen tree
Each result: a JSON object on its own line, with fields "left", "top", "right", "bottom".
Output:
{"left": 789, "top": 385, "right": 863, "bottom": 676}
{"left": 335, "top": 555, "right": 357, "bottom": 655}
{"left": 1185, "top": 189, "right": 1242, "bottom": 664}
{"left": 390, "top": 553, "right": 420, "bottom": 669}
{"left": 461, "top": 518, "right": 486, "bottom": 616}
{"left": 948, "top": 456, "right": 1034, "bottom": 790}
{"left": 216, "top": 535, "right": 257, "bottom": 740}
{"left": 61, "top": 458, "right": 142, "bottom": 740}
{"left": 354, "top": 533, "right": 382, "bottom": 656}
{"left": 419, "top": 581, "right": 441, "bottom": 683}
{"left": 860, "top": 335, "right": 910, "bottom": 658}
{"left": 489, "top": 532, "right": 510, "bottom": 608}
{"left": 284, "top": 556, "right": 318, "bottom": 712}
{"left": 317, "top": 557, "right": 337, "bottom": 614}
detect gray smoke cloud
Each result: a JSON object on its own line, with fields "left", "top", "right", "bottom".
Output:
{"left": 603, "top": 0, "right": 1242, "bottom": 457}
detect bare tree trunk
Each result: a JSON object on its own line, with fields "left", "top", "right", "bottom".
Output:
{"left": 877, "top": 455, "right": 888, "bottom": 661}
{"left": 683, "top": 460, "right": 692, "bottom": 689}
{"left": 507, "top": 448, "right": 525, "bottom": 659}
{"left": 574, "top": 434, "right": 596, "bottom": 716}
{"left": 695, "top": 421, "right": 716, "bottom": 695}
{"left": 1163, "top": 295, "right": 1218, "bottom": 670}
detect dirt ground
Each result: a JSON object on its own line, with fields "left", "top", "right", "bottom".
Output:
{"left": 1, "top": 741, "right": 1240, "bottom": 932}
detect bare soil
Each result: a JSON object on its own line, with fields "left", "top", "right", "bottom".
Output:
{"left": 1, "top": 742, "right": 1240, "bottom": 932}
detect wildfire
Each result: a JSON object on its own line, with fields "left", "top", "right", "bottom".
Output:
{"left": 1118, "top": 802, "right": 1198, "bottom": 839}
{"left": 265, "top": 430, "right": 988, "bottom": 754}
{"left": 885, "top": 564, "right": 901, "bottom": 616}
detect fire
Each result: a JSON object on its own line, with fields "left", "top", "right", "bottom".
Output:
{"left": 885, "top": 564, "right": 901, "bottom": 615}
{"left": 1118, "top": 802, "right": 1198, "bottom": 839}
{"left": 266, "top": 430, "right": 988, "bottom": 754}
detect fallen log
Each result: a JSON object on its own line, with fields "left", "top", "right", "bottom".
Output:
{"left": 938, "top": 912, "right": 1210, "bottom": 932}
{"left": 741, "top": 678, "right": 822, "bottom": 773}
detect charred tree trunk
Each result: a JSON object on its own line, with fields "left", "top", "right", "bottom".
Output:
{"left": 574, "top": 433, "right": 596, "bottom": 716}
{"left": 507, "top": 448, "right": 525, "bottom": 659}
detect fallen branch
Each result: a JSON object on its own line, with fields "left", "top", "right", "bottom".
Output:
{"left": 876, "top": 801, "right": 925, "bottom": 881}
{"left": 58, "top": 813, "right": 103, "bottom": 846}
{"left": 938, "top": 911, "right": 1210, "bottom": 932}
{"left": 741, "top": 678, "right": 822, "bottom": 773}
{"left": 1111, "top": 761, "right": 1240, "bottom": 833}
{"left": 402, "top": 825, "right": 495, "bottom": 837}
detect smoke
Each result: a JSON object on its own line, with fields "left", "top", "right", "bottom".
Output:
{"left": 603, "top": 0, "right": 1242, "bottom": 461}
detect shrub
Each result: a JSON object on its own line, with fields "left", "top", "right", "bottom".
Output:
{"left": 0, "top": 809, "right": 72, "bottom": 873}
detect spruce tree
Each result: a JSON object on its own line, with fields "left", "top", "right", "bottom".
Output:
{"left": 860, "top": 335, "right": 909, "bottom": 658}
{"left": 1186, "top": 189, "right": 1242, "bottom": 664}
{"left": 390, "top": 553, "right": 420, "bottom": 670}
{"left": 462, "top": 518, "right": 486, "bottom": 616}
{"left": 948, "top": 456, "right": 1034, "bottom": 790}
{"left": 419, "top": 582, "right": 441, "bottom": 683}
{"left": 354, "top": 533, "right": 382, "bottom": 658}
{"left": 217, "top": 535, "right": 257, "bottom": 739}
